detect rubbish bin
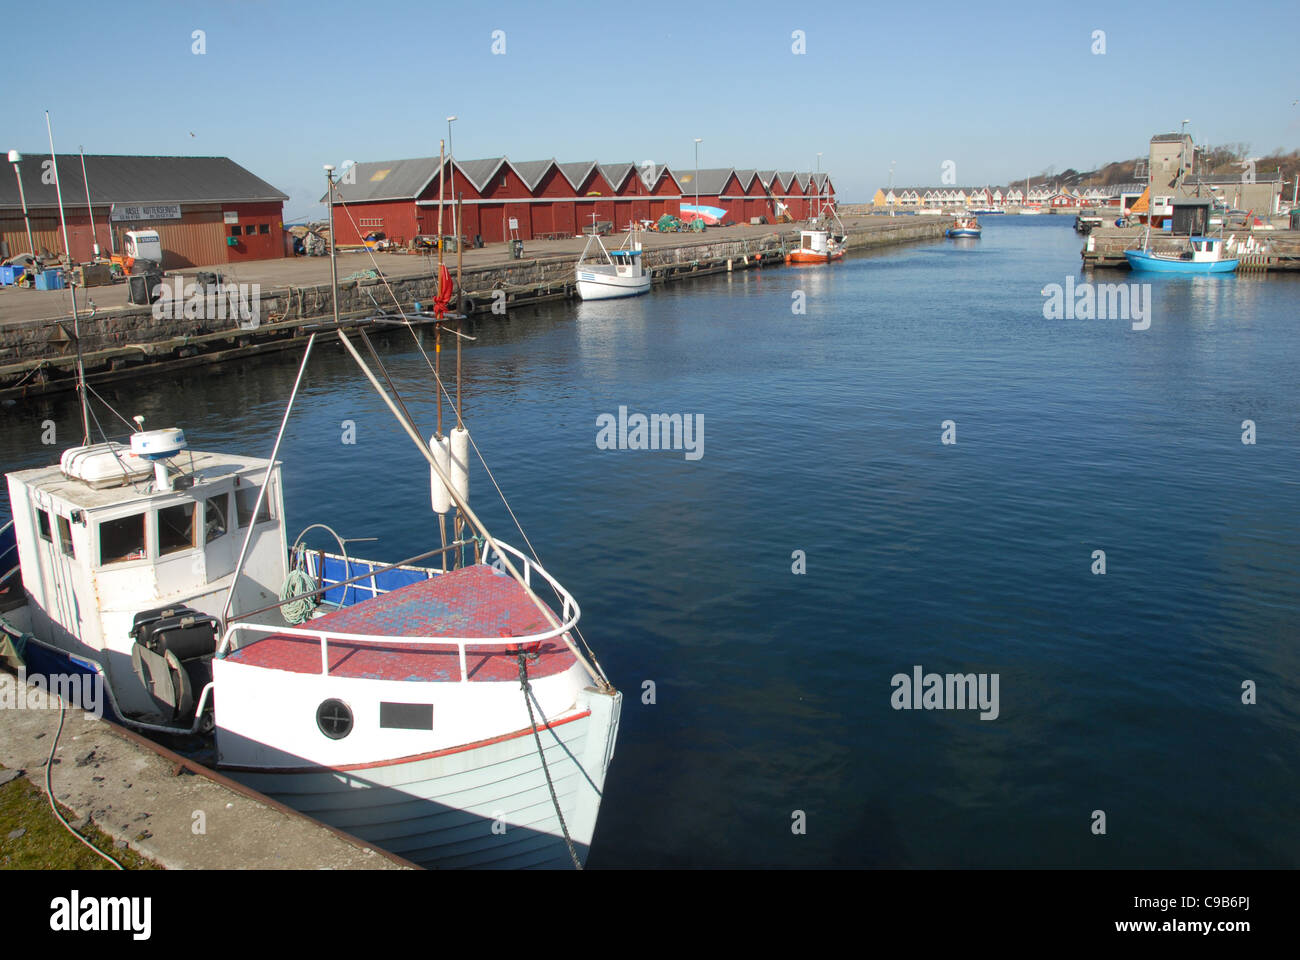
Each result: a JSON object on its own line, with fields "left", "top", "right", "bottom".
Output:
{"left": 511, "top": 239, "right": 524, "bottom": 260}
{"left": 474, "top": 234, "right": 484, "bottom": 249}
{"left": 128, "top": 271, "right": 164, "bottom": 306}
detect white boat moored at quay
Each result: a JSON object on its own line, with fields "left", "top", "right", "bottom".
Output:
{"left": 575, "top": 225, "right": 651, "bottom": 300}
{"left": 0, "top": 165, "right": 622, "bottom": 869}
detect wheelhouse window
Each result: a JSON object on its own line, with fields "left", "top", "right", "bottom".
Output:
{"left": 37, "top": 510, "right": 52, "bottom": 542}
{"left": 100, "top": 514, "right": 146, "bottom": 565}
{"left": 235, "top": 486, "right": 272, "bottom": 527}
{"left": 204, "top": 494, "right": 229, "bottom": 543}
{"left": 57, "top": 515, "right": 75, "bottom": 558}
{"left": 158, "top": 502, "right": 196, "bottom": 556}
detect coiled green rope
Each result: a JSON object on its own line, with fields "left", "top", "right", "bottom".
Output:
{"left": 279, "top": 567, "right": 320, "bottom": 625}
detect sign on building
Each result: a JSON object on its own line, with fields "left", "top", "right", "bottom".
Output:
{"left": 110, "top": 203, "right": 183, "bottom": 222}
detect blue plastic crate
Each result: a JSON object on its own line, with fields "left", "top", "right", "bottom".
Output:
{"left": 34, "top": 269, "right": 65, "bottom": 291}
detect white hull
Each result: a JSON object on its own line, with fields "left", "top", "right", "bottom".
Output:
{"left": 575, "top": 272, "right": 651, "bottom": 301}
{"left": 225, "top": 688, "right": 622, "bottom": 868}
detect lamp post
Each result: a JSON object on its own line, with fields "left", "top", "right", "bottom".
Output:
{"left": 7, "top": 150, "right": 35, "bottom": 255}
{"left": 693, "top": 138, "right": 702, "bottom": 223}
{"left": 446, "top": 115, "right": 457, "bottom": 164}
{"left": 816, "top": 152, "right": 823, "bottom": 218}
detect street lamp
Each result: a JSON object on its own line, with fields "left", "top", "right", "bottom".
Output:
{"left": 887, "top": 159, "right": 896, "bottom": 217}
{"left": 693, "top": 138, "right": 702, "bottom": 224}
{"left": 816, "top": 152, "right": 823, "bottom": 218}
{"left": 7, "top": 150, "right": 35, "bottom": 255}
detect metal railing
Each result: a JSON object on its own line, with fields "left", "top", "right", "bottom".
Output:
{"left": 217, "top": 540, "right": 580, "bottom": 684}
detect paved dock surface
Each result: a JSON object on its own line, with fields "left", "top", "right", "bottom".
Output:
{"left": 0, "top": 674, "right": 411, "bottom": 869}
{"left": 1, "top": 217, "right": 900, "bottom": 327}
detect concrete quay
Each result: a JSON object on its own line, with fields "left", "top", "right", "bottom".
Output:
{"left": 0, "top": 668, "right": 413, "bottom": 869}
{"left": 0, "top": 216, "right": 946, "bottom": 399}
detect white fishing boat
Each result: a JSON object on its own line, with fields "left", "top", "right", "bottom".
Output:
{"left": 0, "top": 165, "right": 622, "bottom": 869}
{"left": 575, "top": 225, "right": 651, "bottom": 300}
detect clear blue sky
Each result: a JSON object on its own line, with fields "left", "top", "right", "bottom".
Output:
{"left": 8, "top": 0, "right": 1299, "bottom": 215}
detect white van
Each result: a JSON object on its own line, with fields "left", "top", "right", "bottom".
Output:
{"left": 122, "top": 229, "right": 163, "bottom": 265}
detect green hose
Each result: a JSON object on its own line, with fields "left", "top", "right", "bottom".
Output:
{"left": 279, "top": 567, "right": 320, "bottom": 625}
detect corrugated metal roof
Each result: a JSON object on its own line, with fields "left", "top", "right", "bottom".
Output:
{"left": 732, "top": 169, "right": 757, "bottom": 190}
{"left": 0, "top": 154, "right": 287, "bottom": 209}
{"left": 1150, "top": 133, "right": 1190, "bottom": 142}
{"left": 676, "top": 167, "right": 733, "bottom": 195}
{"left": 329, "top": 157, "right": 442, "bottom": 203}
{"left": 598, "top": 162, "right": 634, "bottom": 189}
{"left": 558, "top": 161, "right": 601, "bottom": 191}
{"left": 452, "top": 157, "right": 508, "bottom": 193}
{"left": 512, "top": 159, "right": 556, "bottom": 191}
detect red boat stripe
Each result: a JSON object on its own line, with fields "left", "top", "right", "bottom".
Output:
{"left": 219, "top": 709, "right": 592, "bottom": 774}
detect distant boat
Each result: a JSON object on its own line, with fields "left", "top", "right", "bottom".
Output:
{"left": 1124, "top": 235, "right": 1239, "bottom": 274}
{"left": 786, "top": 229, "right": 844, "bottom": 264}
{"left": 576, "top": 227, "right": 651, "bottom": 300}
{"left": 946, "top": 214, "right": 981, "bottom": 238}
{"left": 969, "top": 207, "right": 1003, "bottom": 215}
{"left": 1019, "top": 207, "right": 1043, "bottom": 215}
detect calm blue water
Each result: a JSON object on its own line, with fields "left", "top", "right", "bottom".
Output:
{"left": 3, "top": 216, "right": 1298, "bottom": 866}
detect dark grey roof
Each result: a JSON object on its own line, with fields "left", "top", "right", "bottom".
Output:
{"left": 512, "top": 159, "right": 555, "bottom": 190}
{"left": 676, "top": 167, "right": 733, "bottom": 196}
{"left": 598, "top": 162, "right": 634, "bottom": 189}
{"left": 0, "top": 154, "right": 287, "bottom": 209}
{"left": 557, "top": 161, "right": 603, "bottom": 190}
{"left": 456, "top": 157, "right": 509, "bottom": 192}
{"left": 1151, "top": 133, "right": 1190, "bottom": 142}
{"left": 328, "top": 157, "right": 442, "bottom": 203}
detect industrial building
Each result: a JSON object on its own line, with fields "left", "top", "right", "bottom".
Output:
{"left": 329, "top": 157, "right": 837, "bottom": 245}
{"left": 1, "top": 154, "right": 290, "bottom": 269}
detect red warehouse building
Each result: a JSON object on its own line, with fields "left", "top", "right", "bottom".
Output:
{"left": 0, "top": 154, "right": 290, "bottom": 269}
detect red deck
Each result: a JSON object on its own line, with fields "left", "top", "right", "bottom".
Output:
{"left": 227, "top": 564, "right": 577, "bottom": 682}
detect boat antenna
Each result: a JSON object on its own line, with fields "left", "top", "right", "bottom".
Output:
{"left": 45, "top": 111, "right": 90, "bottom": 446}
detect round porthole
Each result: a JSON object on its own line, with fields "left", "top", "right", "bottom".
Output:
{"left": 316, "top": 699, "right": 353, "bottom": 740}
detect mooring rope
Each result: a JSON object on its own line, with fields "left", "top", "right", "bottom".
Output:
{"left": 517, "top": 651, "right": 581, "bottom": 870}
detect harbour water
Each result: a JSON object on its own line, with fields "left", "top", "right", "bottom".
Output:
{"left": 2, "top": 216, "right": 1297, "bottom": 867}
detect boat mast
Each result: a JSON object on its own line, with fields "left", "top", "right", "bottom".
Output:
{"left": 78, "top": 146, "right": 99, "bottom": 258}
{"left": 325, "top": 165, "right": 340, "bottom": 327}
{"left": 45, "top": 111, "right": 90, "bottom": 445}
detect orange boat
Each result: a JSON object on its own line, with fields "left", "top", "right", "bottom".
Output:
{"left": 786, "top": 229, "right": 845, "bottom": 264}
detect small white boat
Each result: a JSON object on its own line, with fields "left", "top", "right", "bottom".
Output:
{"left": 575, "top": 227, "right": 651, "bottom": 300}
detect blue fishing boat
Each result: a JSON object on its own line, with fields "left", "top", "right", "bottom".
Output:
{"left": 1124, "top": 236, "right": 1238, "bottom": 274}
{"left": 946, "top": 214, "right": 981, "bottom": 238}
